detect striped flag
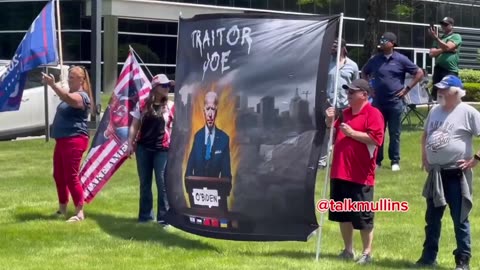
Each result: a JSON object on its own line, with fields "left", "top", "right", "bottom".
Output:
{"left": 0, "top": 0, "right": 58, "bottom": 111}
{"left": 80, "top": 49, "right": 151, "bottom": 203}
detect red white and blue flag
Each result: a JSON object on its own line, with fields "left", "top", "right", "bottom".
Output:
{"left": 80, "top": 49, "right": 151, "bottom": 203}
{"left": 0, "top": 0, "right": 58, "bottom": 112}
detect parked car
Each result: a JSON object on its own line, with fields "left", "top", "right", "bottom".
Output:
{"left": 0, "top": 62, "right": 69, "bottom": 140}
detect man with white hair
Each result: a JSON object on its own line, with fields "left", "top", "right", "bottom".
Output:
{"left": 417, "top": 75, "right": 480, "bottom": 270}
{"left": 185, "top": 91, "right": 232, "bottom": 180}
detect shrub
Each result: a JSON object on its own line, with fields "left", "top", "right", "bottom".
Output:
{"left": 459, "top": 69, "right": 480, "bottom": 83}
{"left": 463, "top": 82, "right": 480, "bottom": 102}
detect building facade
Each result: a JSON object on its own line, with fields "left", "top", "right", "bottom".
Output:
{"left": 1, "top": 0, "right": 479, "bottom": 92}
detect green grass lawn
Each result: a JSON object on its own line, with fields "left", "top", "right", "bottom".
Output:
{"left": 1, "top": 129, "right": 479, "bottom": 270}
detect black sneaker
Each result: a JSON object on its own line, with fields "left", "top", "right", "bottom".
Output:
{"left": 415, "top": 258, "right": 438, "bottom": 268}
{"left": 455, "top": 255, "right": 470, "bottom": 270}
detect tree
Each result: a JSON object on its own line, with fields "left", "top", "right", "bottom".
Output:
{"left": 362, "top": 0, "right": 385, "bottom": 65}
{"left": 297, "top": 0, "right": 385, "bottom": 65}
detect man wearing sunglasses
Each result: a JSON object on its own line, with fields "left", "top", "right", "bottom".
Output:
{"left": 361, "top": 32, "right": 424, "bottom": 172}
{"left": 429, "top": 17, "right": 462, "bottom": 101}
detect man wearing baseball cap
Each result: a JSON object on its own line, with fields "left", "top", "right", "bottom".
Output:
{"left": 325, "top": 78, "right": 384, "bottom": 265}
{"left": 429, "top": 16, "right": 462, "bottom": 101}
{"left": 417, "top": 75, "right": 479, "bottom": 270}
{"left": 361, "top": 32, "right": 424, "bottom": 172}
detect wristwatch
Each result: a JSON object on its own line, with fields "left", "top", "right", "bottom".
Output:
{"left": 474, "top": 154, "right": 480, "bottom": 161}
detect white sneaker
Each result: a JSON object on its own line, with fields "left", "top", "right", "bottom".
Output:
{"left": 391, "top": 164, "right": 400, "bottom": 171}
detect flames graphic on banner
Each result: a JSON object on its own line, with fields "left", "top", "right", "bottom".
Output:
{"left": 182, "top": 83, "right": 240, "bottom": 209}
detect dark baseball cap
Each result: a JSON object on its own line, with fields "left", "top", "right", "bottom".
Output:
{"left": 342, "top": 79, "right": 371, "bottom": 94}
{"left": 380, "top": 32, "right": 397, "bottom": 46}
{"left": 440, "top": 17, "right": 454, "bottom": 25}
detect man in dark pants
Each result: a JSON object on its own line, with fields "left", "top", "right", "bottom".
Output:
{"left": 429, "top": 17, "right": 462, "bottom": 101}
{"left": 418, "top": 75, "right": 478, "bottom": 270}
{"left": 361, "top": 32, "right": 424, "bottom": 171}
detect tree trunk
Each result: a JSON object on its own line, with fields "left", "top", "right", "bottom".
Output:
{"left": 361, "top": 0, "right": 385, "bottom": 65}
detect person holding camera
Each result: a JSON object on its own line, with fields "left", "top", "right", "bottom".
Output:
{"left": 429, "top": 17, "right": 462, "bottom": 100}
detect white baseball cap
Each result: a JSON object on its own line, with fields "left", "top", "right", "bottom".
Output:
{"left": 151, "top": 74, "right": 170, "bottom": 88}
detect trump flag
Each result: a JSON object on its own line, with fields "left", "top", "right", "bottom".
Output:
{"left": 80, "top": 49, "right": 151, "bottom": 203}
{"left": 165, "top": 13, "right": 339, "bottom": 241}
{"left": 0, "top": 0, "right": 58, "bottom": 112}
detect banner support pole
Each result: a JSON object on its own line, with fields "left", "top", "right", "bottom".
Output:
{"left": 44, "top": 66, "right": 50, "bottom": 142}
{"left": 55, "top": 0, "right": 64, "bottom": 79}
{"left": 315, "top": 12, "right": 344, "bottom": 262}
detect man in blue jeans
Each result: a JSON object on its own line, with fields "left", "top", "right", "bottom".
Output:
{"left": 418, "top": 75, "right": 479, "bottom": 270}
{"left": 361, "top": 32, "right": 424, "bottom": 171}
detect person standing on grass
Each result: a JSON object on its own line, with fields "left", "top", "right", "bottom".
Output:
{"left": 361, "top": 32, "right": 424, "bottom": 172}
{"left": 42, "top": 66, "right": 94, "bottom": 222}
{"left": 127, "top": 74, "right": 175, "bottom": 226}
{"left": 326, "top": 79, "right": 384, "bottom": 265}
{"left": 319, "top": 38, "right": 359, "bottom": 168}
{"left": 429, "top": 17, "right": 462, "bottom": 101}
{"left": 417, "top": 75, "right": 479, "bottom": 270}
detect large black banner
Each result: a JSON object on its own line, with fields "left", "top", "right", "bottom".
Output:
{"left": 165, "top": 13, "right": 339, "bottom": 241}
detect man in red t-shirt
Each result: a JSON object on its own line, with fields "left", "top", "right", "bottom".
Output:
{"left": 325, "top": 78, "right": 385, "bottom": 265}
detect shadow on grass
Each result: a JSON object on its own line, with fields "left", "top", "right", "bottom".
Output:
{"left": 374, "top": 258, "right": 450, "bottom": 270}
{"left": 241, "top": 250, "right": 450, "bottom": 269}
{"left": 15, "top": 211, "right": 66, "bottom": 222}
{"left": 240, "top": 250, "right": 340, "bottom": 261}
{"left": 88, "top": 212, "right": 219, "bottom": 251}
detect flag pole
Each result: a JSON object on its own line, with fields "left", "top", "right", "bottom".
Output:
{"left": 55, "top": 0, "right": 64, "bottom": 80}
{"left": 130, "top": 45, "right": 154, "bottom": 80}
{"left": 315, "top": 12, "right": 344, "bottom": 261}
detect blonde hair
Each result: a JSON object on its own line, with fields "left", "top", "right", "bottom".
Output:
{"left": 69, "top": 66, "right": 95, "bottom": 116}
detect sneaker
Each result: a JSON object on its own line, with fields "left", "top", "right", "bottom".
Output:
{"left": 455, "top": 255, "right": 470, "bottom": 270}
{"left": 138, "top": 218, "right": 153, "bottom": 223}
{"left": 157, "top": 219, "right": 169, "bottom": 227}
{"left": 414, "top": 258, "right": 438, "bottom": 267}
{"left": 391, "top": 164, "right": 400, "bottom": 171}
{"left": 318, "top": 158, "right": 327, "bottom": 168}
{"left": 338, "top": 249, "right": 355, "bottom": 260}
{"left": 356, "top": 253, "right": 372, "bottom": 265}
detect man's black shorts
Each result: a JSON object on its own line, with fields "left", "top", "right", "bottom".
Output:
{"left": 328, "top": 178, "right": 374, "bottom": 230}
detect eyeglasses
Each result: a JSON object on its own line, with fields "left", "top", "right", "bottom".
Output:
{"left": 69, "top": 65, "right": 86, "bottom": 71}
{"left": 347, "top": 89, "right": 367, "bottom": 95}
{"left": 154, "top": 83, "right": 170, "bottom": 89}
{"left": 379, "top": 38, "right": 390, "bottom": 44}
{"left": 69, "top": 65, "right": 88, "bottom": 76}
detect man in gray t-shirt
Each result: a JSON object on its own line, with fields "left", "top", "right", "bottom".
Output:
{"left": 417, "top": 75, "right": 480, "bottom": 270}
{"left": 319, "top": 38, "right": 359, "bottom": 168}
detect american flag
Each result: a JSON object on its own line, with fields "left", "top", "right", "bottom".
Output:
{"left": 80, "top": 49, "right": 151, "bottom": 203}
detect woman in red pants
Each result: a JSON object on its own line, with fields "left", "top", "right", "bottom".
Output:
{"left": 42, "top": 66, "right": 93, "bottom": 222}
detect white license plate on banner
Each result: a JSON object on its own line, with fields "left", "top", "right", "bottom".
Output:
{"left": 192, "top": 188, "right": 221, "bottom": 208}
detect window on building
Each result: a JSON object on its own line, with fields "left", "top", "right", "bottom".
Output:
{"left": 268, "top": 0, "right": 284, "bottom": 11}
{"left": 250, "top": 0, "right": 268, "bottom": 9}
{"left": 234, "top": 0, "right": 250, "bottom": 8}
{"left": 344, "top": 0, "right": 359, "bottom": 18}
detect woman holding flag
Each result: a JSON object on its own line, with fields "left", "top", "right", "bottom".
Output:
{"left": 127, "top": 74, "right": 175, "bottom": 225}
{"left": 42, "top": 66, "right": 94, "bottom": 222}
